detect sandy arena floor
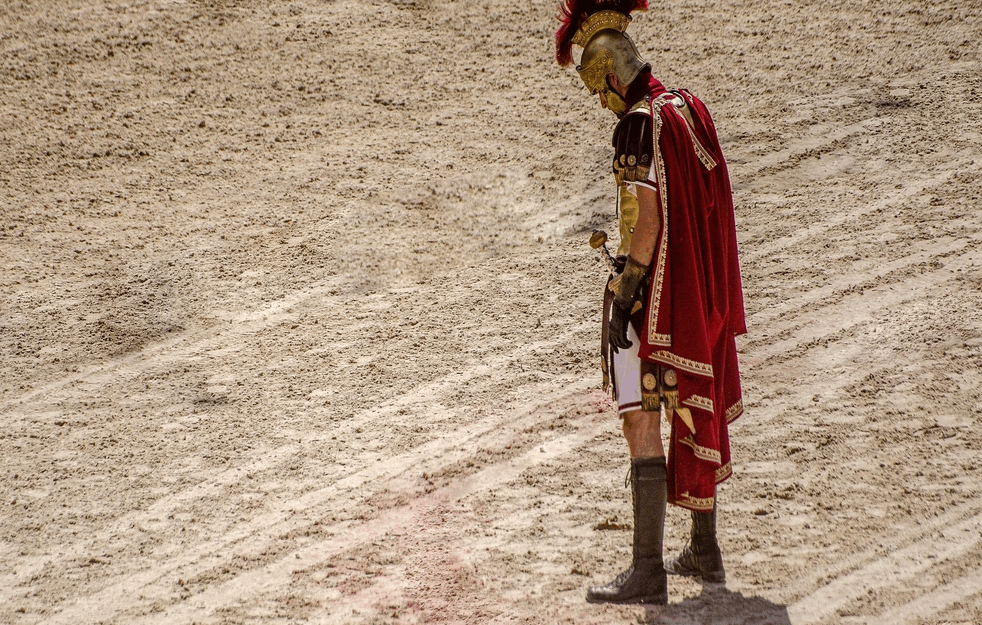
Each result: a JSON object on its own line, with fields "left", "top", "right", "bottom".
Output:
{"left": 1, "top": 0, "right": 981, "bottom": 623}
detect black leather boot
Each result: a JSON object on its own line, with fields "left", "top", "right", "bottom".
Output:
{"left": 665, "top": 496, "right": 725, "bottom": 583}
{"left": 586, "top": 456, "right": 668, "bottom": 605}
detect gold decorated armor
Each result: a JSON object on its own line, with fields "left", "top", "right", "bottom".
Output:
{"left": 612, "top": 102, "right": 653, "bottom": 183}
{"left": 617, "top": 184, "right": 639, "bottom": 256}
{"left": 640, "top": 361, "right": 680, "bottom": 412}
{"left": 570, "top": 10, "right": 631, "bottom": 48}
{"left": 612, "top": 99, "right": 652, "bottom": 256}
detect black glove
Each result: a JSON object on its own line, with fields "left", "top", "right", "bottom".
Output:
{"left": 609, "top": 298, "right": 633, "bottom": 351}
{"left": 608, "top": 256, "right": 649, "bottom": 353}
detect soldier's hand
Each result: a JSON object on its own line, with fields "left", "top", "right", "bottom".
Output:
{"left": 609, "top": 256, "right": 648, "bottom": 352}
{"left": 608, "top": 300, "right": 633, "bottom": 352}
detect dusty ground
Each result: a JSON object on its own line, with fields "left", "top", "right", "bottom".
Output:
{"left": 1, "top": 0, "right": 981, "bottom": 623}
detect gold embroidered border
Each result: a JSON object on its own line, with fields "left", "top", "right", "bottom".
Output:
{"left": 715, "top": 461, "right": 732, "bottom": 483}
{"left": 683, "top": 394, "right": 714, "bottom": 414}
{"left": 676, "top": 491, "right": 715, "bottom": 512}
{"left": 649, "top": 332, "right": 671, "bottom": 347}
{"left": 678, "top": 435, "right": 722, "bottom": 464}
{"left": 726, "top": 399, "right": 744, "bottom": 423}
{"left": 667, "top": 94, "right": 717, "bottom": 170}
{"left": 680, "top": 111, "right": 717, "bottom": 170}
{"left": 650, "top": 350, "right": 713, "bottom": 378}
{"left": 646, "top": 97, "right": 670, "bottom": 348}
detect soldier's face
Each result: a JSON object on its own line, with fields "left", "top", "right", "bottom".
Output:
{"left": 598, "top": 88, "right": 611, "bottom": 109}
{"left": 597, "top": 74, "right": 628, "bottom": 117}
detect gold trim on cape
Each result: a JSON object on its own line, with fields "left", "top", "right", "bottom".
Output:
{"left": 683, "top": 394, "right": 714, "bottom": 414}
{"left": 651, "top": 350, "right": 714, "bottom": 378}
{"left": 686, "top": 122, "right": 718, "bottom": 170}
{"left": 646, "top": 96, "right": 670, "bottom": 348}
{"left": 667, "top": 101, "right": 718, "bottom": 170}
{"left": 676, "top": 492, "right": 715, "bottom": 512}
{"left": 649, "top": 331, "right": 671, "bottom": 347}
{"left": 678, "top": 434, "right": 722, "bottom": 464}
{"left": 715, "top": 461, "right": 732, "bottom": 483}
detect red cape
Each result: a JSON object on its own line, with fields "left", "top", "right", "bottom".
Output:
{"left": 635, "top": 78, "right": 747, "bottom": 511}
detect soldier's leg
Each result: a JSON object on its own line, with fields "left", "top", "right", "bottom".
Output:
{"left": 587, "top": 316, "right": 668, "bottom": 604}
{"left": 665, "top": 493, "right": 725, "bottom": 583}
{"left": 586, "top": 447, "right": 668, "bottom": 604}
{"left": 621, "top": 409, "right": 664, "bottom": 458}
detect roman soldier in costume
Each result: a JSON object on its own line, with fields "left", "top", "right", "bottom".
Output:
{"left": 555, "top": 0, "right": 747, "bottom": 605}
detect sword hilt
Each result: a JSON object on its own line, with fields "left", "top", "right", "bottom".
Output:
{"left": 589, "top": 230, "right": 616, "bottom": 272}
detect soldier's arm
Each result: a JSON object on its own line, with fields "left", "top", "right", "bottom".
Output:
{"left": 611, "top": 108, "right": 659, "bottom": 267}
{"left": 628, "top": 185, "right": 659, "bottom": 267}
{"left": 609, "top": 107, "right": 660, "bottom": 350}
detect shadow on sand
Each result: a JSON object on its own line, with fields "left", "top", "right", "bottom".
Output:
{"left": 640, "top": 583, "right": 791, "bottom": 625}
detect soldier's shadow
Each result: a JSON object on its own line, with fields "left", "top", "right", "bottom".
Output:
{"left": 640, "top": 584, "right": 791, "bottom": 625}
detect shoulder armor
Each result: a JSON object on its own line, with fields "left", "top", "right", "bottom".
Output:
{"left": 611, "top": 104, "right": 653, "bottom": 185}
